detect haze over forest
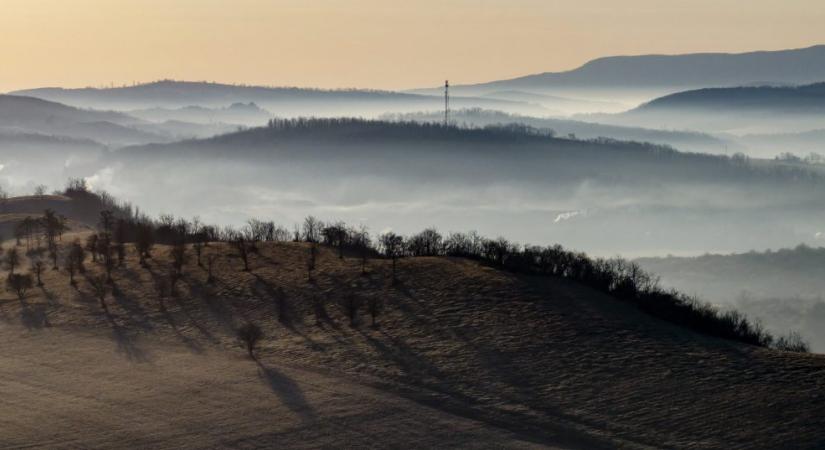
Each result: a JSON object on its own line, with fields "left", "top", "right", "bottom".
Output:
{"left": 3, "top": 2, "right": 825, "bottom": 447}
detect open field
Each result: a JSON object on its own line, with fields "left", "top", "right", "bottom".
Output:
{"left": 0, "top": 234, "right": 823, "bottom": 448}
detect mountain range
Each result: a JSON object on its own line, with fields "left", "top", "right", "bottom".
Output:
{"left": 417, "top": 45, "right": 825, "bottom": 97}
{"left": 10, "top": 80, "right": 548, "bottom": 117}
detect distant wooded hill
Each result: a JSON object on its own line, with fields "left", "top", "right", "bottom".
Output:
{"left": 11, "top": 80, "right": 547, "bottom": 117}
{"left": 417, "top": 45, "right": 825, "bottom": 95}
{"left": 384, "top": 108, "right": 733, "bottom": 154}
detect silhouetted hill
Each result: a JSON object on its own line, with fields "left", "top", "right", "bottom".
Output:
{"left": 128, "top": 102, "right": 272, "bottom": 126}
{"left": 123, "top": 118, "right": 810, "bottom": 186}
{"left": 1, "top": 225, "right": 823, "bottom": 447}
{"left": 635, "top": 83, "right": 825, "bottom": 114}
{"left": 385, "top": 108, "right": 734, "bottom": 153}
{"left": 584, "top": 82, "right": 825, "bottom": 133}
{"left": 11, "top": 80, "right": 547, "bottom": 117}
{"left": 0, "top": 95, "right": 166, "bottom": 145}
{"left": 102, "top": 118, "right": 825, "bottom": 256}
{"left": 0, "top": 130, "right": 101, "bottom": 148}
{"left": 477, "top": 90, "right": 624, "bottom": 114}
{"left": 0, "top": 192, "right": 110, "bottom": 238}
{"left": 426, "top": 45, "right": 825, "bottom": 96}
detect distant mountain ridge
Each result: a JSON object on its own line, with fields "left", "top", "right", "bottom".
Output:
{"left": 385, "top": 108, "right": 732, "bottom": 153}
{"left": 585, "top": 82, "right": 825, "bottom": 134}
{"left": 442, "top": 45, "right": 825, "bottom": 94}
{"left": 0, "top": 94, "right": 164, "bottom": 145}
{"left": 10, "top": 80, "right": 546, "bottom": 116}
{"left": 635, "top": 82, "right": 825, "bottom": 113}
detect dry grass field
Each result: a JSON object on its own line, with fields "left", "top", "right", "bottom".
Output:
{"left": 0, "top": 213, "right": 824, "bottom": 448}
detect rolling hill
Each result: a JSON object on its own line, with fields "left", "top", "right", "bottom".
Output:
{"left": 583, "top": 82, "right": 825, "bottom": 134}
{"left": 92, "top": 118, "right": 825, "bottom": 256}
{"left": 0, "top": 95, "right": 166, "bottom": 146}
{"left": 418, "top": 45, "right": 825, "bottom": 97}
{"left": 633, "top": 82, "right": 825, "bottom": 114}
{"left": 384, "top": 108, "right": 734, "bottom": 153}
{"left": 10, "top": 80, "right": 548, "bottom": 117}
{"left": 0, "top": 205, "right": 823, "bottom": 448}
{"left": 128, "top": 102, "right": 273, "bottom": 126}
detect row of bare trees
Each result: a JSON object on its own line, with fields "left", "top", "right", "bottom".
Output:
{"left": 16, "top": 182, "right": 805, "bottom": 351}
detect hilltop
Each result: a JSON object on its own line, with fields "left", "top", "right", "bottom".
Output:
{"left": 417, "top": 45, "right": 825, "bottom": 96}
{"left": 0, "top": 195, "right": 824, "bottom": 448}
{"left": 635, "top": 82, "right": 825, "bottom": 113}
{"left": 587, "top": 82, "right": 825, "bottom": 133}
{"left": 93, "top": 118, "right": 825, "bottom": 256}
{"left": 10, "top": 80, "right": 547, "bottom": 117}
{"left": 0, "top": 95, "right": 167, "bottom": 146}
{"left": 384, "top": 108, "right": 733, "bottom": 154}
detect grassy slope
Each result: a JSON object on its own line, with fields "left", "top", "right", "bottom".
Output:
{"left": 1, "top": 237, "right": 824, "bottom": 448}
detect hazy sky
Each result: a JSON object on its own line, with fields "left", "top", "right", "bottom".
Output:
{"left": 2, "top": 0, "right": 825, "bottom": 92}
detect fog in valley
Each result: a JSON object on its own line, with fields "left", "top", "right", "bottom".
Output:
{"left": 5, "top": 116, "right": 825, "bottom": 258}
{"left": 4, "top": 47, "right": 825, "bottom": 354}
{"left": 5, "top": 2, "right": 825, "bottom": 440}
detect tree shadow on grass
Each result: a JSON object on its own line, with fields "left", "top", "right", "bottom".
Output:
{"left": 158, "top": 302, "right": 205, "bottom": 354}
{"left": 255, "top": 359, "right": 317, "bottom": 422}
{"left": 19, "top": 299, "right": 50, "bottom": 330}
{"left": 110, "top": 281, "right": 154, "bottom": 331}
{"left": 103, "top": 306, "right": 150, "bottom": 362}
{"left": 38, "top": 285, "right": 60, "bottom": 306}
{"left": 187, "top": 280, "right": 241, "bottom": 336}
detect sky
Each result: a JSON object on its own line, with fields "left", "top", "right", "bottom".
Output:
{"left": 2, "top": 0, "right": 825, "bottom": 92}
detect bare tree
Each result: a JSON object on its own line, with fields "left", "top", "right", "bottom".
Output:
{"left": 98, "top": 210, "right": 115, "bottom": 235}
{"left": 379, "top": 232, "right": 404, "bottom": 285}
{"left": 113, "top": 219, "right": 128, "bottom": 267}
{"left": 231, "top": 233, "right": 253, "bottom": 272}
{"left": 135, "top": 222, "right": 154, "bottom": 267}
{"left": 48, "top": 242, "right": 59, "bottom": 270}
{"left": 31, "top": 259, "right": 45, "bottom": 286}
{"left": 6, "top": 273, "right": 33, "bottom": 300}
{"left": 237, "top": 322, "right": 263, "bottom": 358}
{"left": 33, "top": 184, "right": 47, "bottom": 197}
{"left": 64, "top": 252, "right": 78, "bottom": 286}
{"left": 354, "top": 225, "right": 371, "bottom": 275}
{"left": 307, "top": 243, "right": 317, "bottom": 281}
{"left": 4, "top": 247, "right": 20, "bottom": 277}
{"left": 86, "top": 234, "right": 99, "bottom": 262}
{"left": 97, "top": 235, "right": 115, "bottom": 283}
{"left": 205, "top": 253, "right": 219, "bottom": 283}
{"left": 16, "top": 217, "right": 39, "bottom": 251}
{"left": 41, "top": 209, "right": 66, "bottom": 252}
{"left": 322, "top": 222, "right": 348, "bottom": 259}
{"left": 89, "top": 274, "right": 108, "bottom": 308}
{"left": 69, "top": 240, "right": 86, "bottom": 274}
{"left": 302, "top": 216, "right": 322, "bottom": 243}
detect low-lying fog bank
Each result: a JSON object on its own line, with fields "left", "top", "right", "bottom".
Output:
{"left": 637, "top": 246, "right": 825, "bottom": 352}
{"left": 3, "top": 120, "right": 824, "bottom": 259}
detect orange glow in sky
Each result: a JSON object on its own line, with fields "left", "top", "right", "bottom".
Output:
{"left": 2, "top": 0, "right": 824, "bottom": 91}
